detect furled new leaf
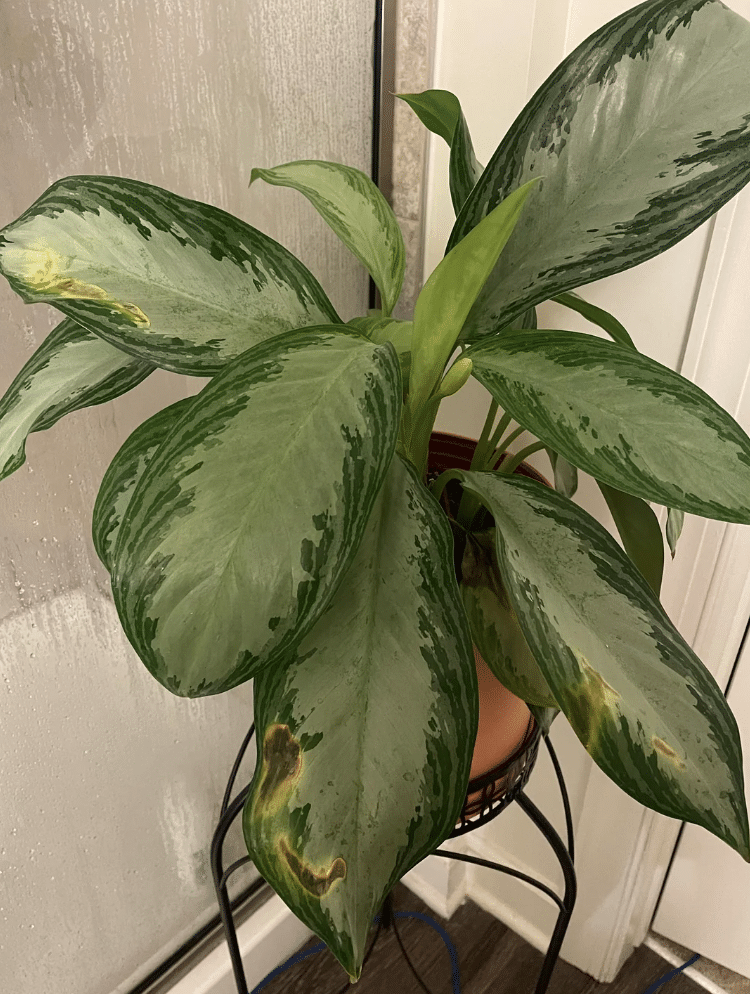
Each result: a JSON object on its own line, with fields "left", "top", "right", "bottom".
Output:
{"left": 0, "top": 176, "right": 339, "bottom": 375}
{"left": 460, "top": 530, "right": 556, "bottom": 707}
{"left": 251, "top": 160, "right": 405, "bottom": 317}
{"left": 93, "top": 398, "right": 193, "bottom": 571}
{"left": 244, "top": 454, "right": 477, "bottom": 980}
{"left": 454, "top": 470, "right": 750, "bottom": 860}
{"left": 398, "top": 89, "right": 482, "bottom": 213}
{"left": 546, "top": 449, "right": 578, "bottom": 498}
{"left": 449, "top": 0, "right": 750, "bottom": 339}
{"left": 667, "top": 507, "right": 686, "bottom": 558}
{"left": 0, "top": 317, "right": 153, "bottom": 481}
{"left": 598, "top": 481, "right": 664, "bottom": 596}
{"left": 406, "top": 179, "right": 538, "bottom": 427}
{"left": 111, "top": 326, "right": 402, "bottom": 697}
{"left": 466, "top": 331, "right": 750, "bottom": 523}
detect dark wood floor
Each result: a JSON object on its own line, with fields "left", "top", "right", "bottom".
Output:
{"left": 258, "top": 884, "right": 702, "bottom": 994}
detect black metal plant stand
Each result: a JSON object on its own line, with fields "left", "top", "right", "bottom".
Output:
{"left": 210, "top": 715, "right": 577, "bottom": 994}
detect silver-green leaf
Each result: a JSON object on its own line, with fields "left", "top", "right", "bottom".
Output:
{"left": 466, "top": 330, "right": 750, "bottom": 523}
{"left": 111, "top": 326, "right": 402, "bottom": 697}
{"left": 0, "top": 176, "right": 339, "bottom": 375}
{"left": 455, "top": 470, "right": 750, "bottom": 860}
{"left": 92, "top": 398, "right": 194, "bottom": 572}
{"left": 243, "top": 454, "right": 477, "bottom": 980}
{"left": 449, "top": 0, "right": 750, "bottom": 339}
{"left": 0, "top": 317, "right": 153, "bottom": 481}
{"left": 251, "top": 160, "right": 405, "bottom": 316}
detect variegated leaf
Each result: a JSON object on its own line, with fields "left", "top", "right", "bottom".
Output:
{"left": 598, "top": 481, "right": 664, "bottom": 596}
{"left": 449, "top": 0, "right": 750, "bottom": 339}
{"left": 92, "top": 398, "right": 193, "bottom": 571}
{"left": 0, "top": 317, "right": 152, "bottom": 481}
{"left": 111, "top": 326, "right": 402, "bottom": 697}
{"left": 398, "top": 89, "right": 482, "bottom": 214}
{"left": 243, "top": 454, "right": 477, "bottom": 980}
{"left": 466, "top": 331, "right": 750, "bottom": 523}
{"left": 251, "top": 160, "right": 405, "bottom": 316}
{"left": 460, "top": 530, "right": 555, "bottom": 707}
{"left": 0, "top": 176, "right": 339, "bottom": 375}
{"left": 455, "top": 470, "right": 750, "bottom": 860}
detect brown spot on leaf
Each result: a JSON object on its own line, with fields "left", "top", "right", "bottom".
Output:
{"left": 564, "top": 654, "right": 620, "bottom": 750}
{"left": 652, "top": 736, "right": 686, "bottom": 769}
{"left": 259, "top": 724, "right": 301, "bottom": 804}
{"left": 279, "top": 836, "right": 346, "bottom": 897}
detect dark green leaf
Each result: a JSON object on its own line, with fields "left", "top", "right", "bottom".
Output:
{"left": 598, "top": 481, "right": 664, "bottom": 596}
{"left": 553, "top": 292, "right": 636, "bottom": 351}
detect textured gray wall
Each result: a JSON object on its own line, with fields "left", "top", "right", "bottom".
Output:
{"left": 0, "top": 3, "right": 374, "bottom": 992}
{"left": 391, "top": 0, "right": 434, "bottom": 319}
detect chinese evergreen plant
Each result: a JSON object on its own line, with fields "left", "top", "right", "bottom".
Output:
{"left": 2, "top": 0, "right": 750, "bottom": 980}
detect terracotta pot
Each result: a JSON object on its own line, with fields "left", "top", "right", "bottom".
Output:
{"left": 426, "top": 431, "right": 549, "bottom": 783}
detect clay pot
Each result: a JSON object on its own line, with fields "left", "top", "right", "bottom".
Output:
{"left": 426, "top": 431, "right": 549, "bottom": 783}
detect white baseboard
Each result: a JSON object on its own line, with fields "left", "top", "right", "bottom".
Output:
{"left": 645, "top": 935, "right": 732, "bottom": 994}
{"left": 401, "top": 856, "right": 468, "bottom": 919}
{"left": 166, "top": 893, "right": 313, "bottom": 994}
{"left": 462, "top": 836, "right": 561, "bottom": 958}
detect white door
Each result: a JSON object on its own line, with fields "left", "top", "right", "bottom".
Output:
{"left": 652, "top": 629, "right": 750, "bottom": 979}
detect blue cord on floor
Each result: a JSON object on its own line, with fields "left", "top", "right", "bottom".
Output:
{"left": 248, "top": 908, "right": 461, "bottom": 993}
{"left": 642, "top": 953, "right": 700, "bottom": 993}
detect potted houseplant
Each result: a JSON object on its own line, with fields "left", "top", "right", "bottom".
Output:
{"left": 2, "top": 0, "right": 750, "bottom": 982}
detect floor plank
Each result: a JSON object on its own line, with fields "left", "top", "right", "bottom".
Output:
{"left": 254, "top": 884, "right": 705, "bottom": 994}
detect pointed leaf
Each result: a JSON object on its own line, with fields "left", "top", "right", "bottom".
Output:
{"left": 454, "top": 470, "right": 750, "bottom": 860}
{"left": 460, "top": 530, "right": 556, "bottom": 707}
{"left": 251, "top": 160, "right": 405, "bottom": 316}
{"left": 92, "top": 398, "right": 193, "bottom": 571}
{"left": 398, "top": 89, "right": 483, "bottom": 213}
{"left": 348, "top": 315, "right": 413, "bottom": 390}
{"left": 0, "top": 317, "right": 152, "bottom": 481}
{"left": 598, "top": 481, "right": 664, "bottom": 596}
{"left": 449, "top": 0, "right": 750, "bottom": 339}
{"left": 407, "top": 179, "right": 539, "bottom": 422}
{"left": 667, "top": 507, "right": 686, "bottom": 558}
{"left": 466, "top": 330, "right": 750, "bottom": 523}
{"left": 553, "top": 292, "right": 636, "bottom": 351}
{"left": 0, "top": 176, "right": 339, "bottom": 375}
{"left": 243, "top": 454, "right": 477, "bottom": 979}
{"left": 111, "top": 326, "right": 402, "bottom": 697}
{"left": 546, "top": 449, "right": 578, "bottom": 498}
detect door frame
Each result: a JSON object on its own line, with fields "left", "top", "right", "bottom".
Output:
{"left": 572, "top": 191, "right": 750, "bottom": 979}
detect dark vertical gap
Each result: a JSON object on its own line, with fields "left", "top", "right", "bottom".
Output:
{"left": 369, "top": 0, "right": 384, "bottom": 311}
{"left": 650, "top": 611, "right": 750, "bottom": 929}
{"left": 369, "top": 0, "right": 396, "bottom": 313}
